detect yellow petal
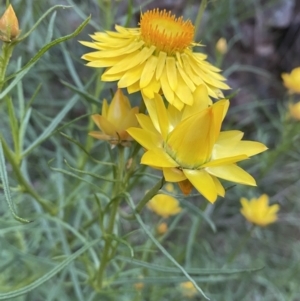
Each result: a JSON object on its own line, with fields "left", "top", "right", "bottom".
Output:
{"left": 141, "top": 149, "right": 178, "bottom": 167}
{"left": 127, "top": 128, "right": 161, "bottom": 150}
{"left": 201, "top": 154, "right": 248, "bottom": 168}
{"left": 174, "top": 71, "right": 193, "bottom": 106}
{"left": 140, "top": 55, "right": 158, "bottom": 88}
{"left": 102, "top": 99, "right": 108, "bottom": 117}
{"left": 118, "top": 107, "right": 138, "bottom": 131}
{"left": 156, "top": 51, "right": 167, "bottom": 80}
{"left": 96, "top": 116, "right": 118, "bottom": 137}
{"left": 176, "top": 62, "right": 196, "bottom": 92}
{"left": 211, "top": 176, "right": 225, "bottom": 197}
{"left": 206, "top": 164, "right": 256, "bottom": 186}
{"left": 163, "top": 167, "right": 186, "bottom": 182}
{"left": 181, "top": 53, "right": 204, "bottom": 86}
{"left": 107, "top": 89, "right": 130, "bottom": 124}
{"left": 183, "top": 169, "right": 218, "bottom": 203}
{"left": 88, "top": 131, "right": 111, "bottom": 141}
{"left": 118, "top": 61, "right": 146, "bottom": 87}
{"left": 160, "top": 68, "right": 175, "bottom": 105}
{"left": 167, "top": 107, "right": 214, "bottom": 167}
{"left": 153, "top": 94, "right": 170, "bottom": 140}
{"left": 136, "top": 114, "right": 158, "bottom": 133}
{"left": 106, "top": 45, "right": 154, "bottom": 74}
{"left": 141, "top": 77, "right": 161, "bottom": 98}
{"left": 166, "top": 57, "right": 178, "bottom": 91}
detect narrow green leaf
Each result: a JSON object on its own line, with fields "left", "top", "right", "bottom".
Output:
{"left": 0, "top": 141, "right": 30, "bottom": 223}
{"left": 105, "top": 234, "right": 134, "bottom": 258}
{"left": 21, "top": 95, "right": 78, "bottom": 157}
{"left": 60, "top": 80, "right": 101, "bottom": 105}
{"left": 59, "top": 132, "right": 115, "bottom": 166}
{"left": 25, "top": 83, "right": 42, "bottom": 112}
{"left": 19, "top": 108, "right": 32, "bottom": 154}
{"left": 0, "top": 16, "right": 91, "bottom": 101}
{"left": 124, "top": 192, "right": 210, "bottom": 300}
{"left": 63, "top": 159, "right": 117, "bottom": 182}
{"left": 46, "top": 11, "right": 57, "bottom": 44}
{"left": 0, "top": 239, "right": 100, "bottom": 299}
{"left": 16, "top": 5, "right": 72, "bottom": 43}
{"left": 116, "top": 257, "right": 263, "bottom": 275}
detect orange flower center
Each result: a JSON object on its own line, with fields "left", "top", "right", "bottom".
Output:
{"left": 139, "top": 9, "right": 194, "bottom": 55}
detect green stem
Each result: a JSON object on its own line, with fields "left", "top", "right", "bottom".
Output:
{"left": 0, "top": 43, "right": 14, "bottom": 92}
{"left": 97, "top": 145, "right": 125, "bottom": 288}
{"left": 96, "top": 197, "right": 120, "bottom": 288}
{"left": 123, "top": 177, "right": 165, "bottom": 220}
{"left": 0, "top": 135, "right": 55, "bottom": 215}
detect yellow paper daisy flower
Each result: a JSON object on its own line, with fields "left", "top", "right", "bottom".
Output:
{"left": 288, "top": 101, "right": 300, "bottom": 120}
{"left": 281, "top": 67, "right": 300, "bottom": 94}
{"left": 147, "top": 194, "right": 182, "bottom": 218}
{"left": 80, "top": 9, "right": 230, "bottom": 110}
{"left": 89, "top": 89, "right": 139, "bottom": 147}
{"left": 127, "top": 87, "right": 267, "bottom": 203}
{"left": 240, "top": 194, "right": 279, "bottom": 227}
{"left": 180, "top": 281, "right": 197, "bottom": 298}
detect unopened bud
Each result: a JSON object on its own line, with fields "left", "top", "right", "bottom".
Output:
{"left": 216, "top": 37, "right": 227, "bottom": 55}
{"left": 0, "top": 5, "right": 20, "bottom": 42}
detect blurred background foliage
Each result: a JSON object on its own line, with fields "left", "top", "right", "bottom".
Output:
{"left": 0, "top": 0, "right": 300, "bottom": 300}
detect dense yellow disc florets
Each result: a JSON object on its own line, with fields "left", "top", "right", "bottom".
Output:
{"left": 140, "top": 9, "right": 195, "bottom": 55}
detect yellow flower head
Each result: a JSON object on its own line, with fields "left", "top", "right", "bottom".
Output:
{"left": 127, "top": 86, "right": 267, "bottom": 203}
{"left": 80, "top": 9, "right": 230, "bottom": 111}
{"left": 288, "top": 102, "right": 300, "bottom": 120}
{"left": 240, "top": 194, "right": 280, "bottom": 227}
{"left": 281, "top": 67, "right": 300, "bottom": 94}
{"left": 89, "top": 89, "right": 139, "bottom": 146}
{"left": 0, "top": 4, "right": 20, "bottom": 42}
{"left": 180, "top": 281, "right": 197, "bottom": 298}
{"left": 147, "top": 194, "right": 182, "bottom": 218}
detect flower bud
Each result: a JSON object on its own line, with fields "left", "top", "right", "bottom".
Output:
{"left": 0, "top": 5, "right": 20, "bottom": 42}
{"left": 216, "top": 37, "right": 227, "bottom": 55}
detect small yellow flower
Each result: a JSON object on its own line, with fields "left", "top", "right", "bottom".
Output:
{"left": 157, "top": 222, "right": 168, "bottom": 235}
{"left": 281, "top": 67, "right": 300, "bottom": 94}
{"left": 147, "top": 194, "right": 182, "bottom": 218}
{"left": 180, "top": 281, "right": 197, "bottom": 298}
{"left": 89, "top": 89, "right": 139, "bottom": 147}
{"left": 80, "top": 9, "right": 230, "bottom": 110}
{"left": 133, "top": 281, "right": 144, "bottom": 291}
{"left": 288, "top": 102, "right": 300, "bottom": 120}
{"left": 127, "top": 87, "right": 267, "bottom": 203}
{"left": 240, "top": 194, "right": 279, "bottom": 227}
{"left": 0, "top": 4, "right": 20, "bottom": 42}
{"left": 216, "top": 37, "right": 227, "bottom": 55}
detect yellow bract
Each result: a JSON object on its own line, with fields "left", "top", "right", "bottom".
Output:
{"left": 80, "top": 9, "right": 230, "bottom": 111}
{"left": 281, "top": 67, "right": 300, "bottom": 94}
{"left": 127, "top": 87, "right": 267, "bottom": 203}
{"left": 0, "top": 4, "right": 20, "bottom": 42}
{"left": 147, "top": 194, "right": 182, "bottom": 218}
{"left": 89, "top": 89, "right": 138, "bottom": 147}
{"left": 240, "top": 194, "right": 280, "bottom": 227}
